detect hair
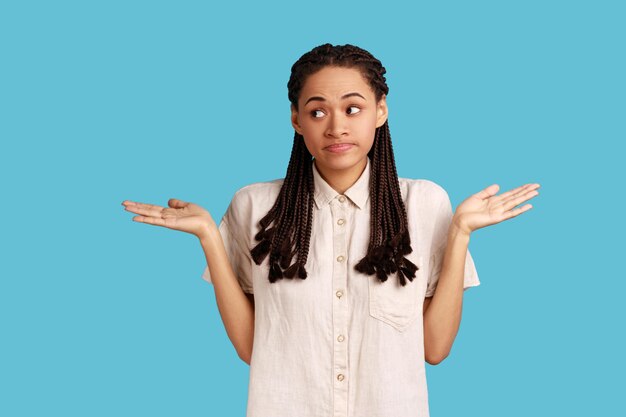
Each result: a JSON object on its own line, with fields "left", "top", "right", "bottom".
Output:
{"left": 249, "top": 43, "right": 418, "bottom": 286}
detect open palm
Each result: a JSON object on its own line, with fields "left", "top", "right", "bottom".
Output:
{"left": 121, "top": 198, "right": 214, "bottom": 238}
{"left": 454, "top": 183, "right": 541, "bottom": 234}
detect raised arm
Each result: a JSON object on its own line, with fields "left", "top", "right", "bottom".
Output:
{"left": 423, "top": 224, "right": 471, "bottom": 365}
{"left": 122, "top": 198, "right": 255, "bottom": 365}
{"left": 423, "top": 183, "right": 540, "bottom": 365}
{"left": 199, "top": 223, "right": 255, "bottom": 365}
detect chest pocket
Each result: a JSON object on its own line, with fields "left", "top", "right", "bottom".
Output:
{"left": 368, "top": 255, "right": 424, "bottom": 332}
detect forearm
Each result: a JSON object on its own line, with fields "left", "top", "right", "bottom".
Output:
{"left": 423, "top": 221, "right": 470, "bottom": 364}
{"left": 199, "top": 223, "right": 255, "bottom": 365}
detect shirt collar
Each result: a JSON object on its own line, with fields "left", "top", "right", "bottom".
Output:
{"left": 312, "top": 156, "right": 371, "bottom": 210}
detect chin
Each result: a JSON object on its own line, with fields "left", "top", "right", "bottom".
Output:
{"left": 316, "top": 153, "right": 365, "bottom": 171}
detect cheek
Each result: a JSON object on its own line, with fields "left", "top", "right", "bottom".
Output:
{"left": 355, "top": 116, "right": 379, "bottom": 138}
{"left": 299, "top": 119, "right": 321, "bottom": 136}
{"left": 301, "top": 136, "right": 319, "bottom": 157}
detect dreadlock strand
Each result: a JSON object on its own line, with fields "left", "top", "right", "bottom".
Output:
{"left": 298, "top": 165, "right": 315, "bottom": 279}
{"left": 281, "top": 142, "right": 308, "bottom": 274}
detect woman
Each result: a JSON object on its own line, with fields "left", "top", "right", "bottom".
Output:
{"left": 122, "top": 43, "right": 540, "bottom": 417}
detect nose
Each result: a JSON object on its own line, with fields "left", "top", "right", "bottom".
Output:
{"left": 325, "top": 111, "right": 349, "bottom": 138}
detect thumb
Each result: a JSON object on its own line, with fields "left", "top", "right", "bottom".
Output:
{"left": 168, "top": 198, "right": 189, "bottom": 208}
{"left": 474, "top": 184, "right": 499, "bottom": 200}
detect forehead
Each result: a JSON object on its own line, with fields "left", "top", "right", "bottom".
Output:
{"left": 300, "top": 66, "right": 375, "bottom": 101}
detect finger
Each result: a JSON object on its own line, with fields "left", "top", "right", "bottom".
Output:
{"left": 494, "top": 184, "right": 529, "bottom": 202}
{"left": 168, "top": 198, "right": 189, "bottom": 208}
{"left": 502, "top": 189, "right": 539, "bottom": 211}
{"left": 493, "top": 184, "right": 530, "bottom": 204}
{"left": 502, "top": 203, "right": 533, "bottom": 220}
{"left": 124, "top": 202, "right": 166, "bottom": 218}
{"left": 493, "top": 183, "right": 536, "bottom": 204}
{"left": 123, "top": 201, "right": 166, "bottom": 211}
{"left": 131, "top": 215, "right": 168, "bottom": 227}
{"left": 474, "top": 184, "right": 500, "bottom": 200}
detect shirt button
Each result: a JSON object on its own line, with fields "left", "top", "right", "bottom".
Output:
{"left": 337, "top": 218, "right": 345, "bottom": 225}
{"left": 336, "top": 290, "right": 343, "bottom": 299}
{"left": 337, "top": 374, "right": 345, "bottom": 381}
{"left": 338, "top": 196, "right": 346, "bottom": 203}
{"left": 337, "top": 255, "right": 345, "bottom": 262}
{"left": 337, "top": 334, "right": 345, "bottom": 342}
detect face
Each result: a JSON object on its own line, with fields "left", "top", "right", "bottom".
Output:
{"left": 291, "top": 66, "right": 388, "bottom": 181}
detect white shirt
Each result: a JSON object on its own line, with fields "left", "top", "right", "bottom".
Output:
{"left": 202, "top": 156, "right": 480, "bottom": 417}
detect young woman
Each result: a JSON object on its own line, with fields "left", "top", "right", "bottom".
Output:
{"left": 122, "top": 43, "right": 540, "bottom": 417}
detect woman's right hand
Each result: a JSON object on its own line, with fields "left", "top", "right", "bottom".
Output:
{"left": 122, "top": 198, "right": 216, "bottom": 240}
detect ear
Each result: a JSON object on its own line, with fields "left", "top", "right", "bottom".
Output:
{"left": 375, "top": 94, "right": 389, "bottom": 128}
{"left": 291, "top": 104, "right": 303, "bottom": 134}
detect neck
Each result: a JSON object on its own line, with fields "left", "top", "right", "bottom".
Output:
{"left": 314, "top": 158, "right": 367, "bottom": 194}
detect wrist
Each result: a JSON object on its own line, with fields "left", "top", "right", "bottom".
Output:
{"left": 198, "top": 219, "right": 219, "bottom": 245}
{"left": 450, "top": 214, "right": 472, "bottom": 238}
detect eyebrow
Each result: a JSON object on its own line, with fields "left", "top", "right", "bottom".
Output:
{"left": 304, "top": 92, "right": 366, "bottom": 106}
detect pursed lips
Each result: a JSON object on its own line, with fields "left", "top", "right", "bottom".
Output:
{"left": 325, "top": 143, "right": 355, "bottom": 149}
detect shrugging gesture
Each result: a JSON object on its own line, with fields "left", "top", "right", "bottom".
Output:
{"left": 453, "top": 183, "right": 541, "bottom": 235}
{"left": 423, "top": 182, "right": 540, "bottom": 364}
{"left": 121, "top": 198, "right": 214, "bottom": 240}
{"left": 121, "top": 197, "right": 255, "bottom": 364}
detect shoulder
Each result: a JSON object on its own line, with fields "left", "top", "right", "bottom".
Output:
{"left": 398, "top": 177, "right": 450, "bottom": 206}
{"left": 398, "top": 178, "right": 454, "bottom": 240}
{"left": 224, "top": 177, "right": 284, "bottom": 226}
{"left": 230, "top": 177, "right": 284, "bottom": 206}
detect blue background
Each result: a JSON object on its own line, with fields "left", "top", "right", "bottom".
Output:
{"left": 1, "top": 0, "right": 624, "bottom": 416}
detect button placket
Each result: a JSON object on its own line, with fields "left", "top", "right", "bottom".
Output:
{"left": 331, "top": 196, "right": 349, "bottom": 417}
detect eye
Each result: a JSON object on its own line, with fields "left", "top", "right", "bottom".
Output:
{"left": 311, "top": 109, "right": 325, "bottom": 118}
{"left": 347, "top": 106, "right": 361, "bottom": 115}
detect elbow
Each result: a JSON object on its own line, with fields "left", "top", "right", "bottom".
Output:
{"left": 235, "top": 330, "right": 255, "bottom": 366}
{"left": 425, "top": 350, "right": 449, "bottom": 365}
{"left": 238, "top": 349, "right": 252, "bottom": 366}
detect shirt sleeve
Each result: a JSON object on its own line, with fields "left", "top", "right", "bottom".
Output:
{"left": 201, "top": 202, "right": 254, "bottom": 294}
{"left": 425, "top": 186, "right": 480, "bottom": 298}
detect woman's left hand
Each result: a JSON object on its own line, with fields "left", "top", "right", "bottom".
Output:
{"left": 453, "top": 183, "right": 541, "bottom": 235}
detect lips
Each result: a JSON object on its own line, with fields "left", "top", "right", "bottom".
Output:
{"left": 325, "top": 143, "right": 355, "bottom": 152}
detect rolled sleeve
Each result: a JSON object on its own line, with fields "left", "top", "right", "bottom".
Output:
{"left": 425, "top": 186, "right": 480, "bottom": 297}
{"left": 201, "top": 211, "right": 254, "bottom": 294}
